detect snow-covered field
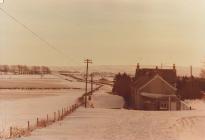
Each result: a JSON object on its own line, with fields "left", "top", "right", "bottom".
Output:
{"left": 1, "top": 74, "right": 205, "bottom": 140}
{"left": 0, "top": 74, "right": 85, "bottom": 89}
{"left": 0, "top": 74, "right": 91, "bottom": 137}
{"left": 0, "top": 89, "right": 84, "bottom": 137}
{"left": 16, "top": 86, "right": 205, "bottom": 140}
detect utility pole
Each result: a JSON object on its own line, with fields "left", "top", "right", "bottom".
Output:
{"left": 84, "top": 59, "right": 92, "bottom": 108}
{"left": 190, "top": 65, "right": 193, "bottom": 95}
{"left": 89, "top": 73, "right": 94, "bottom": 101}
{"left": 91, "top": 73, "right": 94, "bottom": 93}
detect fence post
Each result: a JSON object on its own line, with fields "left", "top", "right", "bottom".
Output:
{"left": 54, "top": 112, "right": 56, "bottom": 122}
{"left": 65, "top": 108, "right": 67, "bottom": 115}
{"left": 37, "top": 117, "right": 39, "bottom": 127}
{"left": 10, "top": 127, "right": 12, "bottom": 138}
{"left": 28, "top": 121, "right": 30, "bottom": 131}
{"left": 58, "top": 110, "right": 60, "bottom": 121}
{"left": 47, "top": 114, "right": 49, "bottom": 123}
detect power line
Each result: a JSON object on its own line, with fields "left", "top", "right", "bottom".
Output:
{"left": 0, "top": 7, "right": 78, "bottom": 65}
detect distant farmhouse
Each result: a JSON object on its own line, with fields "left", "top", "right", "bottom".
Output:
{"left": 130, "top": 64, "right": 185, "bottom": 111}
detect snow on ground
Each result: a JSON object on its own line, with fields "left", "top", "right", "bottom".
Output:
{"left": 2, "top": 74, "right": 204, "bottom": 140}
{"left": 185, "top": 99, "right": 205, "bottom": 110}
{"left": 0, "top": 74, "right": 85, "bottom": 89}
{"left": 0, "top": 74, "right": 101, "bottom": 137}
{"left": 20, "top": 108, "right": 205, "bottom": 140}
{"left": 0, "top": 90, "right": 55, "bottom": 101}
{"left": 16, "top": 86, "right": 205, "bottom": 140}
{"left": 0, "top": 89, "right": 85, "bottom": 136}
{"left": 91, "top": 86, "right": 124, "bottom": 109}
{"left": 0, "top": 74, "right": 59, "bottom": 79}
{"left": 0, "top": 89, "right": 75, "bottom": 101}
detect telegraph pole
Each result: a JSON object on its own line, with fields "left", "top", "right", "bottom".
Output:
{"left": 91, "top": 73, "right": 93, "bottom": 93}
{"left": 88, "top": 73, "right": 94, "bottom": 101}
{"left": 84, "top": 59, "right": 92, "bottom": 108}
{"left": 190, "top": 65, "right": 193, "bottom": 95}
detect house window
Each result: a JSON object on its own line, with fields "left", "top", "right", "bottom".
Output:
{"left": 160, "top": 102, "right": 168, "bottom": 110}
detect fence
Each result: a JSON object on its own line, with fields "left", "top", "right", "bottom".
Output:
{"left": 0, "top": 102, "right": 83, "bottom": 139}
{"left": 180, "top": 101, "right": 191, "bottom": 110}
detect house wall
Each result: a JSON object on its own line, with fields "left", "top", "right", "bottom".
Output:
{"left": 139, "top": 96, "right": 180, "bottom": 111}
{"left": 132, "top": 76, "right": 179, "bottom": 110}
{"left": 131, "top": 88, "right": 143, "bottom": 110}
{"left": 130, "top": 87, "right": 136, "bottom": 109}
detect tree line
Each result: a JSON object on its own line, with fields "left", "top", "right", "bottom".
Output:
{"left": 0, "top": 65, "right": 51, "bottom": 75}
{"left": 177, "top": 76, "right": 204, "bottom": 100}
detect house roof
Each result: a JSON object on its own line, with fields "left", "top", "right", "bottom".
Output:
{"left": 131, "top": 74, "right": 155, "bottom": 89}
{"left": 135, "top": 68, "right": 177, "bottom": 85}
{"left": 132, "top": 74, "right": 177, "bottom": 92}
{"left": 140, "top": 74, "right": 177, "bottom": 91}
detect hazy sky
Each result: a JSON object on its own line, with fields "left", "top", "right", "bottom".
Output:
{"left": 0, "top": 0, "right": 205, "bottom": 66}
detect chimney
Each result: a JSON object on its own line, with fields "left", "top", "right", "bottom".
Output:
{"left": 173, "top": 64, "right": 176, "bottom": 70}
{"left": 135, "top": 63, "right": 140, "bottom": 78}
{"left": 137, "top": 63, "right": 140, "bottom": 70}
{"left": 156, "top": 66, "right": 158, "bottom": 70}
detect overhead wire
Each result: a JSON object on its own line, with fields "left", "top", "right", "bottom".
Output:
{"left": 0, "top": 6, "right": 79, "bottom": 65}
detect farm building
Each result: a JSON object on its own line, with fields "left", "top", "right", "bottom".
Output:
{"left": 130, "top": 64, "right": 181, "bottom": 111}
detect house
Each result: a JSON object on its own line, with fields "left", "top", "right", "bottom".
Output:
{"left": 130, "top": 64, "right": 181, "bottom": 111}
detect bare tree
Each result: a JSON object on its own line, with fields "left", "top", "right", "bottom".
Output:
{"left": 2, "top": 65, "right": 9, "bottom": 74}
{"left": 41, "top": 66, "right": 51, "bottom": 74}
{"left": 0, "top": 65, "right": 8, "bottom": 74}
{"left": 31, "top": 66, "right": 41, "bottom": 74}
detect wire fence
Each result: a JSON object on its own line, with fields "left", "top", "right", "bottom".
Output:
{"left": 0, "top": 102, "right": 82, "bottom": 139}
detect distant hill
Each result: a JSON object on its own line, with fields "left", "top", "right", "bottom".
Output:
{"left": 50, "top": 65, "right": 201, "bottom": 77}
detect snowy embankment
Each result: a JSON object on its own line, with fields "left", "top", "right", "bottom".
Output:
{"left": 18, "top": 86, "right": 205, "bottom": 140}
{"left": 176, "top": 99, "right": 205, "bottom": 140}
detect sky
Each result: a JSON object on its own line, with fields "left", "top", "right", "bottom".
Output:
{"left": 0, "top": 0, "right": 205, "bottom": 67}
